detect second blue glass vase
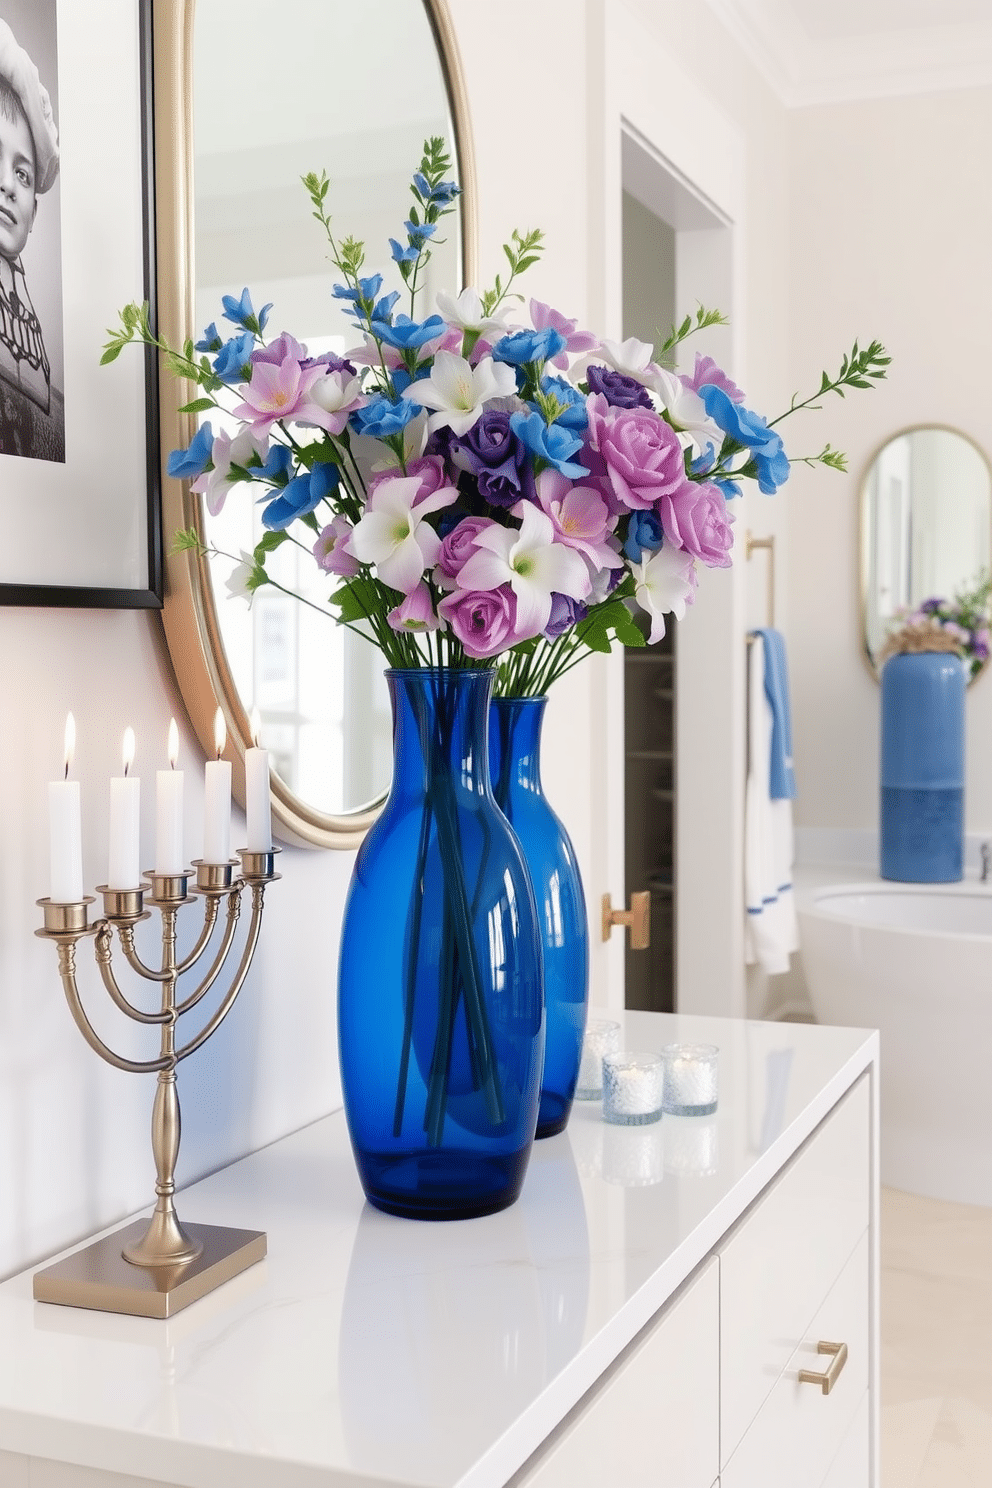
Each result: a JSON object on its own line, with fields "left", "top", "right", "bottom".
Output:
{"left": 338, "top": 668, "right": 545, "bottom": 1220}
{"left": 490, "top": 697, "right": 589, "bottom": 1138}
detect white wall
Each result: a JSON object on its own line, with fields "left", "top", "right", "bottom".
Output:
{"left": 786, "top": 86, "right": 992, "bottom": 842}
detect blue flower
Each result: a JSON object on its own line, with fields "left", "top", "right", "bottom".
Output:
{"left": 405, "top": 219, "right": 437, "bottom": 248}
{"left": 166, "top": 421, "right": 214, "bottom": 480}
{"left": 194, "top": 322, "right": 222, "bottom": 353}
{"left": 351, "top": 394, "right": 421, "bottom": 439}
{"left": 539, "top": 375, "right": 588, "bottom": 431}
{"left": 332, "top": 275, "right": 383, "bottom": 307}
{"left": 510, "top": 410, "right": 588, "bottom": 478}
{"left": 261, "top": 462, "right": 339, "bottom": 531}
{"left": 429, "top": 180, "right": 460, "bottom": 206}
{"left": 493, "top": 327, "right": 568, "bottom": 367}
{"left": 221, "top": 287, "right": 271, "bottom": 334}
{"left": 389, "top": 238, "right": 420, "bottom": 265}
{"left": 371, "top": 314, "right": 446, "bottom": 351}
{"left": 714, "top": 477, "right": 742, "bottom": 500}
{"left": 253, "top": 443, "right": 294, "bottom": 483}
{"left": 370, "top": 290, "right": 400, "bottom": 322}
{"left": 623, "top": 510, "right": 665, "bottom": 562}
{"left": 212, "top": 332, "right": 255, "bottom": 384}
{"left": 699, "top": 384, "right": 790, "bottom": 495}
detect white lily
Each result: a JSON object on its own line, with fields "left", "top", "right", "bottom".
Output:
{"left": 650, "top": 366, "right": 724, "bottom": 455}
{"left": 435, "top": 287, "right": 515, "bottom": 338}
{"left": 631, "top": 544, "right": 697, "bottom": 644}
{"left": 348, "top": 474, "right": 457, "bottom": 595}
{"left": 456, "top": 503, "right": 590, "bottom": 634}
{"left": 224, "top": 550, "right": 259, "bottom": 605}
{"left": 401, "top": 350, "right": 517, "bottom": 437}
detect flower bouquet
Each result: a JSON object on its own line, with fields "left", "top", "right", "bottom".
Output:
{"left": 104, "top": 138, "right": 888, "bottom": 1216}
{"left": 884, "top": 574, "right": 991, "bottom": 680}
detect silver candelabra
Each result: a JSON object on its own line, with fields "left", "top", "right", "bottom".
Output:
{"left": 34, "top": 850, "right": 279, "bottom": 1318}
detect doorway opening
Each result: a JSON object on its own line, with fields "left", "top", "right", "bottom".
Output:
{"left": 620, "top": 128, "right": 732, "bottom": 1012}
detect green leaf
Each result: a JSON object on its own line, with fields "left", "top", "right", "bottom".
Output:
{"left": 178, "top": 397, "right": 215, "bottom": 414}
{"left": 255, "top": 530, "right": 290, "bottom": 556}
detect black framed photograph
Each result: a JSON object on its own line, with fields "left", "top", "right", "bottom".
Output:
{"left": 0, "top": 0, "right": 161, "bottom": 608}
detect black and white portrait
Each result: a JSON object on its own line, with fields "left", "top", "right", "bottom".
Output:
{"left": 0, "top": 0, "right": 63, "bottom": 464}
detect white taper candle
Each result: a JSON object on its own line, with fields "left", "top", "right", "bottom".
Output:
{"left": 108, "top": 726, "right": 140, "bottom": 889}
{"left": 49, "top": 713, "right": 83, "bottom": 903}
{"left": 156, "top": 718, "right": 184, "bottom": 875}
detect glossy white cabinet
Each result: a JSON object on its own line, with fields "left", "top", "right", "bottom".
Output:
{"left": 0, "top": 1013, "right": 878, "bottom": 1488}
{"left": 516, "top": 1258, "right": 719, "bottom": 1488}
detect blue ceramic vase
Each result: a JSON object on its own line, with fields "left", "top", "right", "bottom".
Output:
{"left": 880, "top": 650, "right": 966, "bottom": 882}
{"left": 338, "top": 668, "right": 545, "bottom": 1220}
{"left": 490, "top": 697, "right": 588, "bottom": 1139}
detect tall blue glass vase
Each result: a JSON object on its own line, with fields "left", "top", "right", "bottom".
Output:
{"left": 880, "top": 651, "right": 966, "bottom": 882}
{"left": 338, "top": 668, "right": 545, "bottom": 1221}
{"left": 490, "top": 697, "right": 588, "bottom": 1139}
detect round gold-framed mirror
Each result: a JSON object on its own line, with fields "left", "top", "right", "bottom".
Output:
{"left": 151, "top": 0, "right": 478, "bottom": 847}
{"left": 860, "top": 424, "right": 992, "bottom": 684}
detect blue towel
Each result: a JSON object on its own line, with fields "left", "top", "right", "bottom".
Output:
{"left": 753, "top": 627, "right": 796, "bottom": 800}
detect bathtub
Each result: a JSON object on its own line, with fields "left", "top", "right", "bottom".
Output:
{"left": 798, "top": 882, "right": 992, "bottom": 1206}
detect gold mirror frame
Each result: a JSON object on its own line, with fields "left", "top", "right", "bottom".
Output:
{"left": 151, "top": 0, "right": 478, "bottom": 848}
{"left": 859, "top": 423, "right": 992, "bottom": 685}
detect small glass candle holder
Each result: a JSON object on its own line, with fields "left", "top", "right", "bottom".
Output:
{"left": 661, "top": 1044, "right": 719, "bottom": 1116}
{"left": 602, "top": 1051, "right": 664, "bottom": 1126}
{"left": 575, "top": 1018, "right": 621, "bottom": 1100}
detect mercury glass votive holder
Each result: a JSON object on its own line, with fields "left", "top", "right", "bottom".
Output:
{"left": 602, "top": 1051, "right": 664, "bottom": 1126}
{"left": 661, "top": 1044, "right": 719, "bottom": 1116}
{"left": 574, "top": 1018, "right": 621, "bottom": 1100}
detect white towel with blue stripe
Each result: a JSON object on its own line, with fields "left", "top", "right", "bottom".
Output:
{"left": 745, "top": 630, "right": 799, "bottom": 974}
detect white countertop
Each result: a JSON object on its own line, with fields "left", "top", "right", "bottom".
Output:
{"left": 0, "top": 1011, "right": 877, "bottom": 1488}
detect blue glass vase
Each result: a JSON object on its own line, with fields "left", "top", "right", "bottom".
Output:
{"left": 490, "top": 697, "right": 588, "bottom": 1138}
{"left": 338, "top": 668, "right": 545, "bottom": 1220}
{"left": 880, "top": 650, "right": 966, "bottom": 882}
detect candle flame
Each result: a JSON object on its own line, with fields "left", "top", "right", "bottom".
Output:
{"left": 213, "top": 707, "right": 227, "bottom": 759}
{"left": 63, "top": 712, "right": 76, "bottom": 779}
{"left": 168, "top": 717, "right": 179, "bottom": 770}
{"left": 122, "top": 726, "right": 135, "bottom": 777}
{"left": 250, "top": 708, "right": 262, "bottom": 749}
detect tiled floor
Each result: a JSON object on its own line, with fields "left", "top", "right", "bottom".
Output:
{"left": 881, "top": 1185, "right": 992, "bottom": 1486}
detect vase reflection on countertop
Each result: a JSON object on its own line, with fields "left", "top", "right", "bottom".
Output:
{"left": 338, "top": 1140, "right": 589, "bottom": 1482}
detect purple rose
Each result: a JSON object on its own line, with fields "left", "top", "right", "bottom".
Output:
{"left": 438, "top": 583, "right": 524, "bottom": 658}
{"left": 368, "top": 455, "right": 451, "bottom": 507}
{"left": 657, "top": 481, "right": 735, "bottom": 568}
{"left": 586, "top": 364, "right": 653, "bottom": 410}
{"left": 436, "top": 515, "right": 493, "bottom": 583}
{"left": 587, "top": 394, "right": 692, "bottom": 513}
{"left": 450, "top": 410, "right": 527, "bottom": 507}
{"left": 544, "top": 592, "right": 588, "bottom": 638}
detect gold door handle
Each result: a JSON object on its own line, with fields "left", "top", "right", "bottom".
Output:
{"left": 799, "top": 1340, "right": 848, "bottom": 1395}
{"left": 601, "top": 892, "right": 651, "bottom": 949}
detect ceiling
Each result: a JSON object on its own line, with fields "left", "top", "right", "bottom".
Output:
{"left": 704, "top": 0, "right": 992, "bottom": 105}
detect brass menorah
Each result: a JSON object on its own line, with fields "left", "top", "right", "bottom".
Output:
{"left": 34, "top": 851, "right": 279, "bottom": 1318}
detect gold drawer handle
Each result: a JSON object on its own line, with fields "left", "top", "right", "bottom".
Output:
{"left": 799, "top": 1340, "right": 848, "bottom": 1396}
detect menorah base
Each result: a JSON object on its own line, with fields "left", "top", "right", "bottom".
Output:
{"left": 33, "top": 1220, "right": 266, "bottom": 1318}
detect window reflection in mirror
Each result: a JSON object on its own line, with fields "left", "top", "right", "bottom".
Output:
{"left": 192, "top": 0, "right": 460, "bottom": 815}
{"left": 861, "top": 427, "right": 992, "bottom": 681}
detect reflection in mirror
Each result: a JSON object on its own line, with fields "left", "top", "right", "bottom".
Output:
{"left": 187, "top": 0, "right": 467, "bottom": 823}
{"left": 861, "top": 427, "right": 992, "bottom": 681}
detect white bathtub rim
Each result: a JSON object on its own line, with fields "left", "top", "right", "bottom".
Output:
{"left": 801, "top": 880, "right": 992, "bottom": 944}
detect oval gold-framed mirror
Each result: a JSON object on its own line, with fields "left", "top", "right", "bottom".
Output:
{"left": 860, "top": 424, "right": 992, "bottom": 684}
{"left": 151, "top": 0, "right": 478, "bottom": 847}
